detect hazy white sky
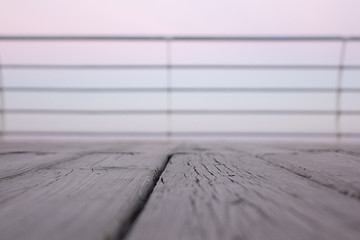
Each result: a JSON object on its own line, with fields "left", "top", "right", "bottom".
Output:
{"left": 1, "top": 0, "right": 360, "bottom": 136}
{"left": 1, "top": 0, "right": 360, "bottom": 35}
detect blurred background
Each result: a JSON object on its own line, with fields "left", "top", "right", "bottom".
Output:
{"left": 0, "top": 0, "right": 359, "bottom": 140}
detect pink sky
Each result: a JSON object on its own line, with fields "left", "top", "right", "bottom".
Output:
{"left": 1, "top": 0, "right": 360, "bottom": 35}
{"left": 1, "top": 0, "right": 359, "bottom": 137}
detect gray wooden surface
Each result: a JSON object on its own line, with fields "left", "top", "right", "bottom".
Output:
{"left": 0, "top": 141, "right": 176, "bottom": 240}
{"left": 127, "top": 142, "right": 360, "bottom": 240}
{"left": 0, "top": 141, "right": 359, "bottom": 240}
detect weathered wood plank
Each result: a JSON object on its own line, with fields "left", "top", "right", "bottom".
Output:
{"left": 0, "top": 152, "right": 83, "bottom": 180}
{"left": 0, "top": 141, "right": 161, "bottom": 180}
{"left": 0, "top": 141, "right": 114, "bottom": 180}
{"left": 270, "top": 142, "right": 360, "bottom": 155}
{"left": 0, "top": 142, "right": 176, "bottom": 240}
{"left": 0, "top": 141, "right": 114, "bottom": 153}
{"left": 265, "top": 142, "right": 360, "bottom": 158}
{"left": 222, "top": 142, "right": 360, "bottom": 199}
{"left": 257, "top": 151, "right": 360, "bottom": 199}
{"left": 127, "top": 149, "right": 360, "bottom": 240}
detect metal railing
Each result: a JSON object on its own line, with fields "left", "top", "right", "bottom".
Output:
{"left": 0, "top": 35, "right": 359, "bottom": 139}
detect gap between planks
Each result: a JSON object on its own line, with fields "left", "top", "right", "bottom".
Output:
{"left": 115, "top": 153, "right": 174, "bottom": 240}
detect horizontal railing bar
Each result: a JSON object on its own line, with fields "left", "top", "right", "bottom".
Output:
{"left": 171, "top": 132, "right": 360, "bottom": 137}
{"left": 1, "top": 35, "right": 360, "bottom": 41}
{"left": 2, "top": 109, "right": 167, "bottom": 115}
{"left": 2, "top": 131, "right": 167, "bottom": 137}
{"left": 3, "top": 131, "right": 360, "bottom": 138}
{"left": 2, "top": 109, "right": 360, "bottom": 115}
{"left": 172, "top": 36, "right": 360, "bottom": 41}
{"left": 0, "top": 35, "right": 168, "bottom": 41}
{"left": 3, "top": 87, "right": 360, "bottom": 93}
{"left": 2, "top": 64, "right": 360, "bottom": 70}
{"left": 1, "top": 64, "right": 166, "bottom": 69}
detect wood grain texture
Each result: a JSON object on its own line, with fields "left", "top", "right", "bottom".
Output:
{"left": 0, "top": 141, "right": 176, "bottom": 240}
{"left": 126, "top": 149, "right": 360, "bottom": 240}
{"left": 0, "top": 141, "right": 129, "bottom": 180}
{"left": 223, "top": 142, "right": 360, "bottom": 199}
{"left": 257, "top": 151, "right": 360, "bottom": 199}
{"left": 0, "top": 141, "right": 167, "bottom": 180}
{"left": 1, "top": 141, "right": 359, "bottom": 240}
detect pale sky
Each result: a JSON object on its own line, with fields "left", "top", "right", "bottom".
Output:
{"left": 1, "top": 0, "right": 360, "bottom": 35}
{"left": 0, "top": 0, "right": 359, "bottom": 137}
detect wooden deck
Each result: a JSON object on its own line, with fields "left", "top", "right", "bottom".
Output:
{"left": 0, "top": 141, "right": 359, "bottom": 240}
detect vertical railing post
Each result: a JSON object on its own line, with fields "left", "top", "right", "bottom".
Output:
{"left": 0, "top": 57, "right": 4, "bottom": 139}
{"left": 335, "top": 39, "right": 347, "bottom": 142}
{"left": 166, "top": 38, "right": 172, "bottom": 138}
